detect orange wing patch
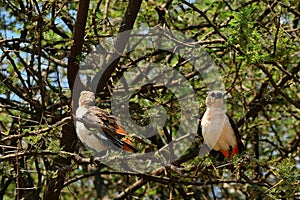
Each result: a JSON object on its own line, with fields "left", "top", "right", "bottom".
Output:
{"left": 122, "top": 138, "right": 137, "bottom": 152}
{"left": 116, "top": 126, "right": 127, "bottom": 135}
{"left": 221, "top": 144, "right": 240, "bottom": 158}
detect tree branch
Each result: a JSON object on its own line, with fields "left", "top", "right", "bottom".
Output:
{"left": 94, "top": 0, "right": 143, "bottom": 93}
{"left": 67, "top": 0, "right": 90, "bottom": 90}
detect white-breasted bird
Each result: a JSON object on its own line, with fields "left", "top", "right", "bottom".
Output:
{"left": 201, "top": 90, "right": 244, "bottom": 158}
{"left": 75, "top": 91, "right": 138, "bottom": 154}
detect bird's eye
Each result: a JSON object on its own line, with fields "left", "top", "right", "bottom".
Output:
{"left": 211, "top": 92, "right": 215, "bottom": 97}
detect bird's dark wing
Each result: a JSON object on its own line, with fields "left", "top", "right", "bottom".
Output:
{"left": 82, "top": 106, "right": 138, "bottom": 152}
{"left": 226, "top": 113, "right": 244, "bottom": 153}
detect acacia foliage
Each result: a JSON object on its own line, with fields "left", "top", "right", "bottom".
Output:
{"left": 0, "top": 0, "right": 299, "bottom": 199}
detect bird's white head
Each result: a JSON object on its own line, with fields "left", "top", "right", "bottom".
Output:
{"left": 79, "top": 91, "right": 96, "bottom": 107}
{"left": 205, "top": 90, "right": 225, "bottom": 109}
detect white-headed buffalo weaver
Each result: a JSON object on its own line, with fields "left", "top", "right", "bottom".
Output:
{"left": 75, "top": 91, "right": 138, "bottom": 154}
{"left": 201, "top": 90, "right": 244, "bottom": 158}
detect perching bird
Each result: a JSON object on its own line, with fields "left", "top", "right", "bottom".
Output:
{"left": 75, "top": 91, "right": 138, "bottom": 154}
{"left": 201, "top": 90, "right": 244, "bottom": 159}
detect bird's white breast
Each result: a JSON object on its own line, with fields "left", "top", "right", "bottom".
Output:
{"left": 75, "top": 107, "right": 107, "bottom": 153}
{"left": 201, "top": 108, "right": 237, "bottom": 151}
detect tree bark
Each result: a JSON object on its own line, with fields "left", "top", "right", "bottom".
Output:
{"left": 44, "top": 0, "right": 90, "bottom": 199}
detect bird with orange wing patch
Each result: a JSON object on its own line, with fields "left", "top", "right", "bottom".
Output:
{"left": 75, "top": 91, "right": 138, "bottom": 154}
{"left": 201, "top": 90, "right": 244, "bottom": 159}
